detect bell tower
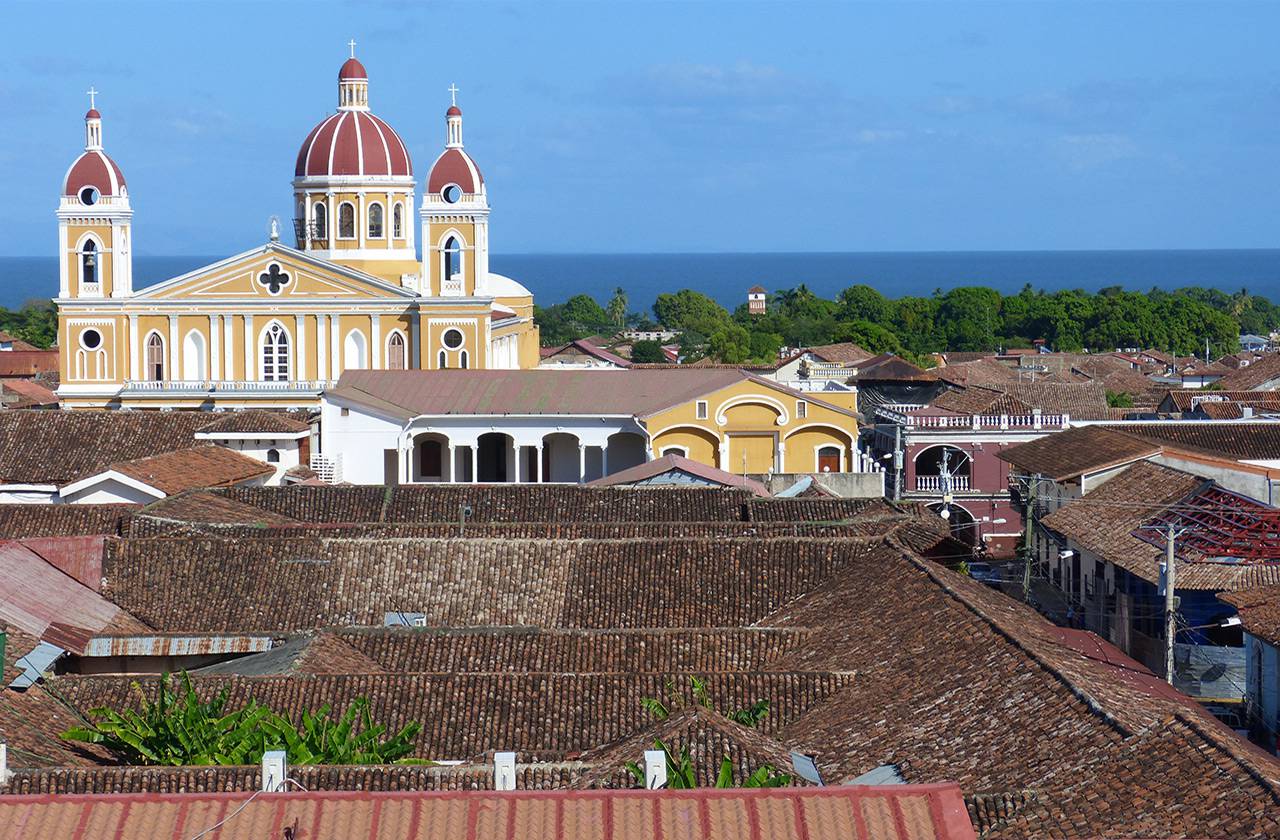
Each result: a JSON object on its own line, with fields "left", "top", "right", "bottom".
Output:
{"left": 421, "top": 87, "right": 490, "bottom": 298}
{"left": 58, "top": 89, "right": 132, "bottom": 300}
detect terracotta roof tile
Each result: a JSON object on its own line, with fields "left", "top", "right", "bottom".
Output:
{"left": 1106, "top": 422, "right": 1280, "bottom": 461}
{"left": 0, "top": 411, "right": 215, "bottom": 484}
{"left": 0, "top": 505, "right": 132, "bottom": 539}
{"left": 1215, "top": 352, "right": 1280, "bottom": 390}
{"left": 998, "top": 425, "right": 1162, "bottom": 481}
{"left": 195, "top": 410, "right": 311, "bottom": 435}
{"left": 1221, "top": 584, "right": 1280, "bottom": 647}
{"left": 98, "top": 446, "right": 273, "bottom": 495}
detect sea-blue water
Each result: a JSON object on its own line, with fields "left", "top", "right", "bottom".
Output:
{"left": 2, "top": 250, "right": 1278, "bottom": 311}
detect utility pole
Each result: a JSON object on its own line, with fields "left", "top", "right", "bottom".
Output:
{"left": 1164, "top": 521, "right": 1178, "bottom": 685}
{"left": 1022, "top": 474, "right": 1038, "bottom": 603}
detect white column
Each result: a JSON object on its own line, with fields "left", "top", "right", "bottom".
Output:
{"left": 447, "top": 443, "right": 456, "bottom": 483}
{"left": 578, "top": 444, "right": 586, "bottom": 483}
{"left": 601, "top": 445, "right": 609, "bottom": 477}
{"left": 167, "top": 315, "right": 179, "bottom": 380}
{"left": 316, "top": 315, "right": 328, "bottom": 382}
{"left": 326, "top": 191, "right": 335, "bottom": 253}
{"left": 128, "top": 315, "right": 140, "bottom": 380}
{"left": 535, "top": 443, "right": 543, "bottom": 483}
{"left": 776, "top": 441, "right": 786, "bottom": 473}
{"left": 58, "top": 224, "right": 69, "bottom": 298}
{"left": 358, "top": 193, "right": 366, "bottom": 249}
{"left": 222, "top": 315, "right": 235, "bottom": 380}
{"left": 209, "top": 314, "right": 221, "bottom": 380}
{"left": 469, "top": 444, "right": 478, "bottom": 483}
{"left": 330, "top": 315, "right": 342, "bottom": 379}
{"left": 371, "top": 314, "right": 382, "bottom": 370}
{"left": 243, "top": 314, "right": 255, "bottom": 381}
{"left": 295, "top": 314, "right": 307, "bottom": 381}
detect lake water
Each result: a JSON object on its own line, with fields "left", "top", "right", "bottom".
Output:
{"left": 2, "top": 249, "right": 1278, "bottom": 311}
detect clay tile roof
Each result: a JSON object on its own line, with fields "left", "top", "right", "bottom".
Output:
{"left": 0, "top": 411, "right": 219, "bottom": 485}
{"left": 0, "top": 785, "right": 978, "bottom": 840}
{"left": 93, "top": 446, "right": 273, "bottom": 495}
{"left": 587, "top": 453, "right": 770, "bottom": 496}
{"left": 1221, "top": 584, "right": 1280, "bottom": 647}
{"left": 195, "top": 409, "right": 311, "bottom": 435}
{"left": 1215, "top": 352, "right": 1280, "bottom": 390}
{"left": 998, "top": 426, "right": 1162, "bottom": 481}
{"left": 926, "top": 386, "right": 1029, "bottom": 416}
{"left": 0, "top": 688, "right": 115, "bottom": 769}
{"left": 133, "top": 490, "right": 300, "bottom": 528}
{"left": 0, "top": 505, "right": 132, "bottom": 539}
{"left": 1104, "top": 422, "right": 1280, "bottom": 461}
{"left": 1, "top": 378, "right": 59, "bottom": 407}
{"left": 0, "top": 331, "right": 40, "bottom": 351}
{"left": 800, "top": 342, "right": 874, "bottom": 365}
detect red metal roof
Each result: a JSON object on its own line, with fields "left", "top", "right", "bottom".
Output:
{"left": 0, "top": 539, "right": 134, "bottom": 654}
{"left": 339, "top": 57, "right": 368, "bottom": 80}
{"left": 0, "top": 784, "right": 976, "bottom": 840}
{"left": 427, "top": 146, "right": 484, "bottom": 193}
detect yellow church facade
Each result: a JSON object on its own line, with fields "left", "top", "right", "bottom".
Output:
{"left": 55, "top": 53, "right": 539, "bottom": 410}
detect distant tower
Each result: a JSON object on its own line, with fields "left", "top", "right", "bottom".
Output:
{"left": 748, "top": 285, "right": 767, "bottom": 315}
{"left": 59, "top": 89, "right": 133, "bottom": 301}
{"left": 421, "top": 86, "right": 490, "bottom": 299}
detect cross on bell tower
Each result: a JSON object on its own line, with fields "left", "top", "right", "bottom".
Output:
{"left": 348, "top": 39, "right": 357, "bottom": 57}
{"left": 448, "top": 83, "right": 459, "bottom": 106}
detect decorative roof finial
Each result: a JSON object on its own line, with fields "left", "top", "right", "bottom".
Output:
{"left": 448, "top": 83, "right": 459, "bottom": 107}
{"left": 348, "top": 39, "right": 357, "bottom": 58}
{"left": 86, "top": 86, "right": 98, "bottom": 110}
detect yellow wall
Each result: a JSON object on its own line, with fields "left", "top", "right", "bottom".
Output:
{"left": 644, "top": 378, "right": 858, "bottom": 475}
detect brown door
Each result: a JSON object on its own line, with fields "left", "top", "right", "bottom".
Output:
{"left": 818, "top": 447, "right": 841, "bottom": 473}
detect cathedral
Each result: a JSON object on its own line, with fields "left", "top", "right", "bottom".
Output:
{"left": 54, "top": 48, "right": 540, "bottom": 410}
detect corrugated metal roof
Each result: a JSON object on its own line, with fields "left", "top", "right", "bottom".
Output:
{"left": 0, "top": 784, "right": 976, "bottom": 840}
{"left": 0, "top": 540, "right": 133, "bottom": 654}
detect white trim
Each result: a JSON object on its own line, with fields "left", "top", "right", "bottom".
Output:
{"left": 781, "top": 422, "right": 855, "bottom": 446}
{"left": 337, "top": 201, "right": 358, "bottom": 240}
{"left": 259, "top": 318, "right": 291, "bottom": 382}
{"left": 367, "top": 200, "right": 386, "bottom": 239}
{"left": 714, "top": 394, "right": 789, "bottom": 426}
{"left": 195, "top": 430, "right": 309, "bottom": 441}
{"left": 142, "top": 329, "right": 166, "bottom": 381}
{"left": 344, "top": 328, "right": 368, "bottom": 370}
{"left": 59, "top": 469, "right": 165, "bottom": 500}
{"left": 181, "top": 328, "right": 207, "bottom": 381}
{"left": 658, "top": 445, "right": 690, "bottom": 457}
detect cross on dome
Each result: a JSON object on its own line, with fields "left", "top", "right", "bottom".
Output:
{"left": 86, "top": 87, "right": 98, "bottom": 109}
{"left": 348, "top": 39, "right": 357, "bottom": 58}
{"left": 448, "top": 83, "right": 459, "bottom": 107}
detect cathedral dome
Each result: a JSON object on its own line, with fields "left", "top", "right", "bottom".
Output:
{"left": 294, "top": 51, "right": 412, "bottom": 179}
{"left": 294, "top": 110, "right": 412, "bottom": 178}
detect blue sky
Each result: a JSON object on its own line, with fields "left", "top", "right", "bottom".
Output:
{"left": 2, "top": 1, "right": 1278, "bottom": 255}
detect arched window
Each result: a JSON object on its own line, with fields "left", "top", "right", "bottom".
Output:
{"left": 81, "top": 240, "right": 98, "bottom": 286}
{"left": 266, "top": 448, "right": 281, "bottom": 464}
{"left": 392, "top": 203, "right": 403, "bottom": 238}
{"left": 313, "top": 202, "right": 327, "bottom": 239}
{"left": 368, "top": 202, "right": 384, "bottom": 238}
{"left": 182, "top": 330, "right": 207, "bottom": 381}
{"left": 338, "top": 202, "right": 355, "bottom": 238}
{"left": 442, "top": 236, "right": 462, "bottom": 293}
{"left": 438, "top": 349, "right": 447, "bottom": 369}
{"left": 146, "top": 333, "right": 165, "bottom": 381}
{"left": 261, "top": 322, "right": 290, "bottom": 381}
{"left": 343, "top": 329, "right": 367, "bottom": 370}
{"left": 459, "top": 350, "right": 469, "bottom": 370}
{"left": 387, "top": 332, "right": 406, "bottom": 370}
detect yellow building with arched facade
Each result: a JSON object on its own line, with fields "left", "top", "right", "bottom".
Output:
{"left": 55, "top": 51, "right": 539, "bottom": 410}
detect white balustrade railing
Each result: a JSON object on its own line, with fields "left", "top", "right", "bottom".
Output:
{"left": 122, "top": 379, "right": 335, "bottom": 393}
{"left": 915, "top": 474, "right": 972, "bottom": 492}
{"left": 879, "top": 411, "right": 1070, "bottom": 431}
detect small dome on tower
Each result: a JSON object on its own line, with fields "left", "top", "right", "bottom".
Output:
{"left": 427, "top": 94, "right": 483, "bottom": 196}
{"left": 63, "top": 98, "right": 127, "bottom": 200}
{"left": 339, "top": 57, "right": 367, "bottom": 80}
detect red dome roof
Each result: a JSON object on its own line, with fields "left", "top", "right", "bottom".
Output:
{"left": 85, "top": 107, "right": 101, "bottom": 119}
{"left": 339, "top": 57, "right": 367, "bottom": 80}
{"left": 63, "top": 150, "right": 127, "bottom": 197}
{"left": 427, "top": 148, "right": 483, "bottom": 194}
{"left": 294, "top": 110, "right": 413, "bottom": 178}
{"left": 446, "top": 105, "right": 462, "bottom": 117}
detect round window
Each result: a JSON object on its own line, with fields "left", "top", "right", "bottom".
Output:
{"left": 79, "top": 187, "right": 100, "bottom": 206}
{"left": 442, "top": 329, "right": 464, "bottom": 349}
{"left": 81, "top": 328, "right": 102, "bottom": 349}
{"left": 442, "top": 184, "right": 462, "bottom": 204}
